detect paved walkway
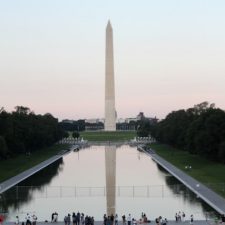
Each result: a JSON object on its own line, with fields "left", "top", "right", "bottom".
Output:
{"left": 3, "top": 221, "right": 213, "bottom": 225}
{"left": 0, "top": 150, "right": 70, "bottom": 194}
{"left": 142, "top": 147, "right": 225, "bottom": 214}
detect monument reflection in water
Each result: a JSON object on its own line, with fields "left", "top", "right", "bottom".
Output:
{"left": 105, "top": 145, "right": 116, "bottom": 216}
{"left": 0, "top": 145, "right": 218, "bottom": 221}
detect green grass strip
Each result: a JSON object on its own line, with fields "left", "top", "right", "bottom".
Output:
{"left": 80, "top": 131, "right": 136, "bottom": 141}
{"left": 149, "top": 143, "right": 225, "bottom": 197}
{"left": 0, "top": 144, "right": 69, "bottom": 183}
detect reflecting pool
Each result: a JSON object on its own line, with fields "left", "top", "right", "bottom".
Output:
{"left": 0, "top": 145, "right": 216, "bottom": 221}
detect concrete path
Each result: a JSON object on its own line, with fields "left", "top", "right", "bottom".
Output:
{"left": 142, "top": 148, "right": 225, "bottom": 214}
{"left": 3, "top": 221, "right": 214, "bottom": 225}
{"left": 0, "top": 150, "right": 70, "bottom": 194}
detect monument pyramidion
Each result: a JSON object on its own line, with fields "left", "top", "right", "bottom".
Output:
{"left": 105, "top": 20, "right": 116, "bottom": 131}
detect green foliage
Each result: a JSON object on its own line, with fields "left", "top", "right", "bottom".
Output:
{"left": 143, "top": 102, "right": 225, "bottom": 163}
{"left": 0, "top": 136, "right": 8, "bottom": 158}
{"left": 59, "top": 120, "right": 85, "bottom": 131}
{"left": 137, "top": 119, "right": 152, "bottom": 137}
{"left": 136, "top": 117, "right": 158, "bottom": 137}
{"left": 14, "top": 106, "right": 31, "bottom": 114}
{"left": 218, "top": 142, "right": 225, "bottom": 163}
{"left": 72, "top": 131, "right": 80, "bottom": 138}
{"left": 0, "top": 144, "right": 69, "bottom": 182}
{"left": 0, "top": 106, "right": 66, "bottom": 160}
{"left": 64, "top": 132, "right": 70, "bottom": 138}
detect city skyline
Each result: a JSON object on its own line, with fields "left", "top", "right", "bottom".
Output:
{"left": 1, "top": 1, "right": 225, "bottom": 120}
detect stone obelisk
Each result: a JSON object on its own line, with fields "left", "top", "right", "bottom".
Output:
{"left": 105, "top": 20, "right": 116, "bottom": 131}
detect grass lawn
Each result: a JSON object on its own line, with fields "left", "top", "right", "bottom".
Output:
{"left": 149, "top": 143, "right": 225, "bottom": 197}
{"left": 0, "top": 144, "right": 69, "bottom": 183}
{"left": 80, "top": 131, "right": 136, "bottom": 141}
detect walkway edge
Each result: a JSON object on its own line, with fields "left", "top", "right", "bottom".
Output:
{"left": 0, "top": 150, "right": 70, "bottom": 194}
{"left": 140, "top": 146, "right": 225, "bottom": 214}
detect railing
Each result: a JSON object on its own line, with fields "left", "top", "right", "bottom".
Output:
{"left": 58, "top": 138, "right": 88, "bottom": 145}
{"left": 0, "top": 184, "right": 205, "bottom": 200}
{"left": 130, "top": 137, "right": 156, "bottom": 144}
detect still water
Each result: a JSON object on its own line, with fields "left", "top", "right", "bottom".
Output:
{"left": 0, "top": 145, "right": 215, "bottom": 221}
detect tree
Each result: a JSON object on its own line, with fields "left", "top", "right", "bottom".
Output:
{"left": 193, "top": 101, "right": 215, "bottom": 115}
{"left": 0, "top": 136, "right": 8, "bottom": 159}
{"left": 218, "top": 142, "right": 225, "bottom": 164}
{"left": 137, "top": 119, "right": 151, "bottom": 137}
{"left": 0, "top": 106, "right": 65, "bottom": 160}
{"left": 150, "top": 102, "right": 225, "bottom": 163}
{"left": 0, "top": 107, "right": 5, "bottom": 113}
{"left": 72, "top": 131, "right": 80, "bottom": 139}
{"left": 14, "top": 106, "right": 31, "bottom": 114}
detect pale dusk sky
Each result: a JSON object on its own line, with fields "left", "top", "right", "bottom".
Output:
{"left": 0, "top": 0, "right": 225, "bottom": 120}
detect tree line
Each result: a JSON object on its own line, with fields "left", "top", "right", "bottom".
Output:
{"left": 59, "top": 120, "right": 85, "bottom": 132}
{"left": 0, "top": 106, "right": 67, "bottom": 159}
{"left": 138, "top": 102, "right": 225, "bottom": 163}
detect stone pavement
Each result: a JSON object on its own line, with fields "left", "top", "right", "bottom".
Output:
{"left": 142, "top": 148, "right": 225, "bottom": 214}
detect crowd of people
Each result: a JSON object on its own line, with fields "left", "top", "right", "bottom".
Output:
{"left": 155, "top": 216, "right": 167, "bottom": 225}
{"left": 174, "top": 212, "right": 194, "bottom": 225}
{"left": 11, "top": 212, "right": 166, "bottom": 225}
{"left": 63, "top": 212, "right": 94, "bottom": 225}
{"left": 12, "top": 213, "right": 38, "bottom": 225}
{"left": 103, "top": 213, "right": 161, "bottom": 225}
{"left": 175, "top": 212, "right": 186, "bottom": 222}
{"left": 120, "top": 213, "right": 152, "bottom": 225}
{"left": 7, "top": 211, "right": 225, "bottom": 225}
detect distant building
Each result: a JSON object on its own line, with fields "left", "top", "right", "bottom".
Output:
{"left": 136, "top": 112, "right": 145, "bottom": 120}
{"left": 124, "top": 112, "right": 145, "bottom": 124}
{"left": 99, "top": 118, "right": 105, "bottom": 124}
{"left": 125, "top": 118, "right": 138, "bottom": 123}
{"left": 85, "top": 118, "right": 104, "bottom": 130}
{"left": 60, "top": 113, "right": 157, "bottom": 131}
{"left": 117, "top": 112, "right": 158, "bottom": 130}
{"left": 61, "top": 119, "right": 74, "bottom": 124}
{"left": 85, "top": 118, "right": 100, "bottom": 124}
{"left": 60, "top": 119, "right": 85, "bottom": 131}
{"left": 117, "top": 118, "right": 126, "bottom": 123}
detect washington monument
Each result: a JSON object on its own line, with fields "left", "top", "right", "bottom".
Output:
{"left": 105, "top": 20, "right": 116, "bottom": 131}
